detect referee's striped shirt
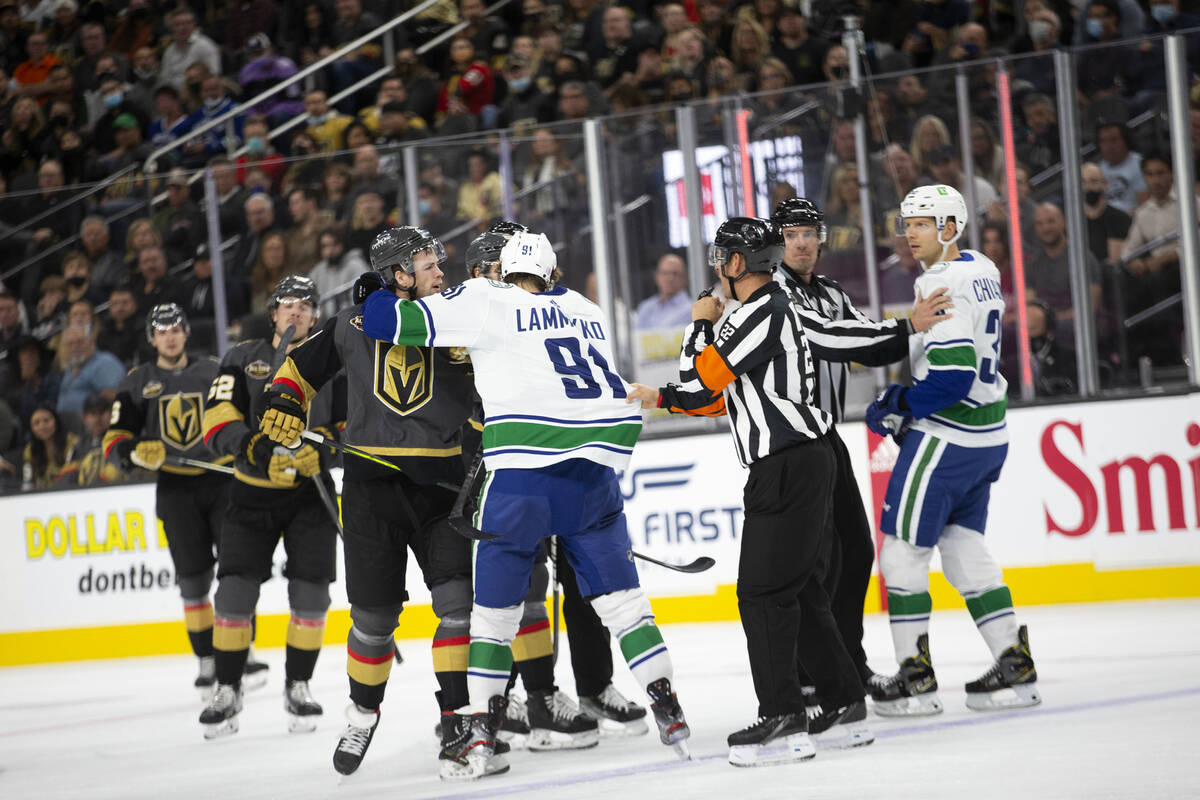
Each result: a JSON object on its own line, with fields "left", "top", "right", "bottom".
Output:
{"left": 775, "top": 267, "right": 911, "bottom": 423}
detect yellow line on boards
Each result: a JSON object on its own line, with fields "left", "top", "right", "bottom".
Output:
{"left": 3, "top": 563, "right": 1199, "bottom": 666}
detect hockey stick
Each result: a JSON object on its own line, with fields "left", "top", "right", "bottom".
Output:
{"left": 164, "top": 456, "right": 235, "bottom": 475}
{"left": 298, "top": 430, "right": 404, "bottom": 475}
{"left": 630, "top": 550, "right": 715, "bottom": 574}
{"left": 445, "top": 448, "right": 500, "bottom": 542}
{"left": 310, "top": 470, "right": 343, "bottom": 536}
{"left": 550, "top": 536, "right": 560, "bottom": 666}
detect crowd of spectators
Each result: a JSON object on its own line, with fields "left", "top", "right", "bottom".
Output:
{"left": 0, "top": 0, "right": 1198, "bottom": 493}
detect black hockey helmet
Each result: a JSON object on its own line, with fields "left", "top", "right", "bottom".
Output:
{"left": 709, "top": 216, "right": 783, "bottom": 274}
{"left": 770, "top": 197, "right": 827, "bottom": 243}
{"left": 145, "top": 302, "right": 189, "bottom": 343}
{"left": 487, "top": 220, "right": 529, "bottom": 237}
{"left": 465, "top": 230, "right": 509, "bottom": 278}
{"left": 270, "top": 274, "right": 319, "bottom": 314}
{"left": 369, "top": 226, "right": 446, "bottom": 285}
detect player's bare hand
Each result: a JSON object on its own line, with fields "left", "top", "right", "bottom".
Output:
{"left": 626, "top": 383, "right": 660, "bottom": 410}
{"left": 910, "top": 287, "right": 953, "bottom": 332}
{"left": 692, "top": 295, "right": 724, "bottom": 323}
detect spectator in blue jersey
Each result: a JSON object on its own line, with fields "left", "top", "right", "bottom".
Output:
{"left": 238, "top": 34, "right": 303, "bottom": 128}
{"left": 55, "top": 323, "right": 124, "bottom": 415}
{"left": 147, "top": 85, "right": 195, "bottom": 162}
{"left": 634, "top": 253, "right": 692, "bottom": 330}
{"left": 182, "top": 75, "right": 242, "bottom": 166}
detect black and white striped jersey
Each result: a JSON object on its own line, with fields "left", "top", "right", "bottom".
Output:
{"left": 775, "top": 266, "right": 911, "bottom": 423}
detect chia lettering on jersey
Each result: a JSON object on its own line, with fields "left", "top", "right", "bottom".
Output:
{"left": 972, "top": 278, "right": 1003, "bottom": 303}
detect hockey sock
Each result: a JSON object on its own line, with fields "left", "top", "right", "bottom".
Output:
{"left": 213, "top": 615, "right": 252, "bottom": 685}
{"left": 433, "top": 631, "right": 470, "bottom": 711}
{"left": 964, "top": 586, "right": 1018, "bottom": 659}
{"left": 285, "top": 611, "right": 325, "bottom": 681}
{"left": 616, "top": 622, "right": 672, "bottom": 688}
{"left": 466, "top": 602, "right": 523, "bottom": 713}
{"left": 887, "top": 591, "right": 932, "bottom": 662}
{"left": 347, "top": 625, "right": 394, "bottom": 710}
{"left": 513, "top": 619, "right": 554, "bottom": 693}
{"left": 183, "top": 599, "right": 214, "bottom": 658}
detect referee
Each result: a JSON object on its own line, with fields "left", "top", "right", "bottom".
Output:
{"left": 770, "top": 198, "right": 951, "bottom": 692}
{"left": 629, "top": 217, "right": 868, "bottom": 767}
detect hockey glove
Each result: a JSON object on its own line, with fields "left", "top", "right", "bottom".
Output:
{"left": 130, "top": 439, "right": 166, "bottom": 471}
{"left": 865, "top": 384, "right": 912, "bottom": 440}
{"left": 261, "top": 383, "right": 307, "bottom": 447}
{"left": 292, "top": 444, "right": 323, "bottom": 477}
{"left": 352, "top": 271, "right": 387, "bottom": 304}
{"left": 239, "top": 432, "right": 297, "bottom": 488}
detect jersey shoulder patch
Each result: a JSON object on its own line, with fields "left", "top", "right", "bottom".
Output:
{"left": 485, "top": 279, "right": 511, "bottom": 289}
{"left": 141, "top": 379, "right": 164, "bottom": 398}
{"left": 244, "top": 359, "right": 272, "bottom": 380}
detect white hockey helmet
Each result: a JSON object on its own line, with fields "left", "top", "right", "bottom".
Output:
{"left": 500, "top": 231, "right": 557, "bottom": 283}
{"left": 898, "top": 184, "right": 968, "bottom": 248}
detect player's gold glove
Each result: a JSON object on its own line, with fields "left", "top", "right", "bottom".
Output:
{"left": 292, "top": 444, "right": 322, "bottom": 477}
{"left": 260, "top": 384, "right": 306, "bottom": 447}
{"left": 130, "top": 439, "right": 166, "bottom": 471}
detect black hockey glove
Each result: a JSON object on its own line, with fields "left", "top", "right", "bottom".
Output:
{"left": 236, "top": 432, "right": 297, "bottom": 488}
{"left": 353, "top": 271, "right": 387, "bottom": 304}
{"left": 261, "top": 383, "right": 307, "bottom": 447}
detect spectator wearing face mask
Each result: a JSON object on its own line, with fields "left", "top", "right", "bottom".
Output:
{"left": 302, "top": 89, "right": 353, "bottom": 154}
{"left": 87, "top": 74, "right": 150, "bottom": 155}
{"left": 236, "top": 115, "right": 284, "bottom": 189}
{"left": 182, "top": 75, "right": 242, "bottom": 165}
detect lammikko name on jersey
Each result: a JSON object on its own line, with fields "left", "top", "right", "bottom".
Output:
{"left": 514, "top": 303, "right": 607, "bottom": 339}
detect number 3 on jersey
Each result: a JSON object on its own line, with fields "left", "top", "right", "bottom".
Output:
{"left": 544, "top": 337, "right": 626, "bottom": 400}
{"left": 979, "top": 309, "right": 1002, "bottom": 384}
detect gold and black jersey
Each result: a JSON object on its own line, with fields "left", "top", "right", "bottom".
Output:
{"left": 273, "top": 305, "right": 477, "bottom": 484}
{"left": 103, "top": 357, "right": 229, "bottom": 480}
{"left": 203, "top": 337, "right": 347, "bottom": 505}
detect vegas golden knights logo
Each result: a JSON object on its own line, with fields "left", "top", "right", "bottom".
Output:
{"left": 159, "top": 392, "right": 204, "bottom": 450}
{"left": 374, "top": 342, "right": 433, "bottom": 416}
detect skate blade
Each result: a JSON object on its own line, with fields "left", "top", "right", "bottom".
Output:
{"left": 287, "top": 713, "right": 321, "bottom": 733}
{"left": 527, "top": 728, "right": 600, "bottom": 751}
{"left": 872, "top": 693, "right": 944, "bottom": 717}
{"left": 814, "top": 721, "right": 875, "bottom": 750}
{"left": 496, "top": 729, "right": 528, "bottom": 750}
{"left": 671, "top": 739, "right": 692, "bottom": 761}
{"left": 202, "top": 718, "right": 239, "bottom": 740}
{"left": 595, "top": 716, "right": 649, "bottom": 738}
{"left": 965, "top": 683, "right": 1042, "bottom": 712}
{"left": 439, "top": 752, "right": 510, "bottom": 782}
{"left": 728, "top": 732, "right": 816, "bottom": 767}
{"left": 242, "top": 670, "right": 269, "bottom": 693}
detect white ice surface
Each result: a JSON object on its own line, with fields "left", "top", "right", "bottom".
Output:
{"left": 2, "top": 600, "right": 1198, "bottom": 800}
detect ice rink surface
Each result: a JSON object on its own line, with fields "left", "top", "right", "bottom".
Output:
{"left": 3, "top": 599, "right": 1198, "bottom": 800}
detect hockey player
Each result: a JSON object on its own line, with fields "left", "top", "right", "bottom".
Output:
{"left": 102, "top": 304, "right": 230, "bottom": 700}
{"left": 258, "top": 226, "right": 488, "bottom": 774}
{"left": 358, "top": 231, "right": 690, "bottom": 781}
{"left": 865, "top": 184, "right": 1040, "bottom": 715}
{"left": 769, "top": 198, "right": 952, "bottom": 720}
{"left": 629, "top": 217, "right": 892, "bottom": 765}
{"left": 198, "top": 276, "right": 347, "bottom": 739}
{"left": 465, "top": 225, "right": 648, "bottom": 743}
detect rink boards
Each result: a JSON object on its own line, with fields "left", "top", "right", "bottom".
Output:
{"left": 2, "top": 392, "right": 1198, "bottom": 665}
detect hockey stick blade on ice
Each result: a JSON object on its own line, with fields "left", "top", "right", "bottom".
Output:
{"left": 631, "top": 550, "right": 715, "bottom": 574}
{"left": 445, "top": 449, "right": 501, "bottom": 542}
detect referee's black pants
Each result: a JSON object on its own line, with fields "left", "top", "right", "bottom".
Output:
{"left": 737, "top": 436, "right": 862, "bottom": 718}
{"left": 795, "top": 426, "right": 875, "bottom": 688}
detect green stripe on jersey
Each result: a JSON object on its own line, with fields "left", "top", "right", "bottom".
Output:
{"left": 965, "top": 586, "right": 1014, "bottom": 622}
{"left": 618, "top": 624, "right": 665, "bottom": 662}
{"left": 482, "top": 420, "right": 642, "bottom": 452}
{"left": 468, "top": 640, "right": 513, "bottom": 672}
{"left": 887, "top": 592, "right": 932, "bottom": 616}
{"left": 926, "top": 345, "right": 977, "bottom": 368}
{"left": 396, "top": 300, "right": 431, "bottom": 343}
{"left": 933, "top": 398, "right": 1007, "bottom": 427}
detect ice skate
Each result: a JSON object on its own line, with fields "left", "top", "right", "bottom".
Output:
{"left": 333, "top": 704, "right": 380, "bottom": 775}
{"left": 242, "top": 646, "right": 269, "bottom": 691}
{"left": 871, "top": 634, "right": 944, "bottom": 717}
{"left": 646, "top": 677, "right": 691, "bottom": 759}
{"left": 199, "top": 683, "right": 243, "bottom": 740}
{"left": 284, "top": 679, "right": 323, "bottom": 733}
{"left": 726, "top": 713, "right": 815, "bottom": 767}
{"left": 439, "top": 702, "right": 510, "bottom": 782}
{"left": 965, "top": 625, "right": 1042, "bottom": 712}
{"left": 526, "top": 688, "right": 599, "bottom": 751}
{"left": 807, "top": 700, "right": 874, "bottom": 749}
{"left": 497, "top": 691, "right": 530, "bottom": 749}
{"left": 194, "top": 656, "right": 216, "bottom": 703}
{"left": 579, "top": 683, "right": 650, "bottom": 738}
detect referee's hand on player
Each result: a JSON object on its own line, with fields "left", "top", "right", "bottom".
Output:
{"left": 626, "top": 383, "right": 660, "bottom": 410}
